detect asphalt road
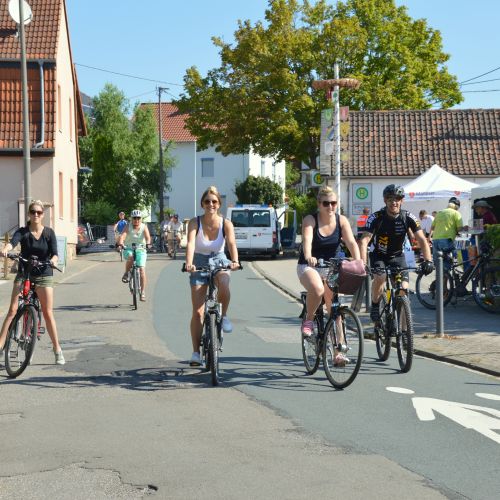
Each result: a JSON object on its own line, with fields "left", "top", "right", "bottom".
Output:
{"left": 0, "top": 253, "right": 498, "bottom": 499}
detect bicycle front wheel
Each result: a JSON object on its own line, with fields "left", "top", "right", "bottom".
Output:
{"left": 131, "top": 269, "right": 139, "bottom": 310}
{"left": 208, "top": 313, "right": 219, "bottom": 386}
{"left": 396, "top": 296, "right": 414, "bottom": 373}
{"left": 301, "top": 316, "right": 321, "bottom": 375}
{"left": 472, "top": 263, "right": 500, "bottom": 314}
{"left": 323, "top": 309, "right": 363, "bottom": 389}
{"left": 415, "top": 270, "right": 453, "bottom": 309}
{"left": 5, "top": 305, "right": 37, "bottom": 378}
{"left": 375, "top": 294, "right": 391, "bottom": 361}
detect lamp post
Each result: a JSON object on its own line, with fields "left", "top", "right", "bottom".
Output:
{"left": 312, "top": 66, "right": 360, "bottom": 209}
{"left": 8, "top": 0, "right": 33, "bottom": 218}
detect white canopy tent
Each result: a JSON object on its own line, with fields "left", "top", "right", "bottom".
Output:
{"left": 470, "top": 176, "right": 500, "bottom": 201}
{"left": 402, "top": 164, "right": 478, "bottom": 222}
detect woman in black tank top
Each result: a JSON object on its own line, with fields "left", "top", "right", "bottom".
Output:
{"left": 297, "top": 187, "right": 360, "bottom": 339}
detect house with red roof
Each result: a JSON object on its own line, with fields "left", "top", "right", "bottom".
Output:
{"left": 142, "top": 102, "right": 286, "bottom": 219}
{"left": 0, "top": 0, "right": 86, "bottom": 259}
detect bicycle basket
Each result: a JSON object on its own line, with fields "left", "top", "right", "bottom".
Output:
{"left": 337, "top": 259, "right": 367, "bottom": 295}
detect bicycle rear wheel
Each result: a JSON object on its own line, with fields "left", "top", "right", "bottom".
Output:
{"left": 301, "top": 315, "right": 321, "bottom": 375}
{"left": 375, "top": 294, "right": 391, "bottom": 361}
{"left": 323, "top": 309, "right": 363, "bottom": 389}
{"left": 472, "top": 263, "right": 500, "bottom": 314}
{"left": 208, "top": 313, "right": 219, "bottom": 386}
{"left": 415, "top": 270, "right": 453, "bottom": 309}
{"left": 5, "top": 305, "right": 37, "bottom": 378}
{"left": 396, "top": 296, "right": 414, "bottom": 372}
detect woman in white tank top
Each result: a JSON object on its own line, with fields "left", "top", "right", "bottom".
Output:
{"left": 185, "top": 186, "right": 240, "bottom": 366}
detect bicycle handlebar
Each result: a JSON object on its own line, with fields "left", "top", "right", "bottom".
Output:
{"left": 181, "top": 262, "right": 243, "bottom": 273}
{"left": 6, "top": 253, "right": 62, "bottom": 273}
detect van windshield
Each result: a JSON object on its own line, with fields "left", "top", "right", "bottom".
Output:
{"left": 231, "top": 210, "right": 271, "bottom": 228}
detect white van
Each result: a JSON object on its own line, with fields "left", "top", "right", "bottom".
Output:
{"left": 226, "top": 205, "right": 297, "bottom": 258}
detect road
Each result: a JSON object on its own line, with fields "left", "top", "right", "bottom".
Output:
{"left": 1, "top": 253, "right": 499, "bottom": 499}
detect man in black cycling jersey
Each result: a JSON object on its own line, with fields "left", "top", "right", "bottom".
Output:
{"left": 359, "top": 184, "right": 434, "bottom": 323}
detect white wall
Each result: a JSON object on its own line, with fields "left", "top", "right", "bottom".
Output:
{"left": 161, "top": 143, "right": 285, "bottom": 221}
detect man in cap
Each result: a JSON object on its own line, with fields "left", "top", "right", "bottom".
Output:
{"left": 430, "top": 197, "right": 468, "bottom": 268}
{"left": 473, "top": 200, "right": 497, "bottom": 226}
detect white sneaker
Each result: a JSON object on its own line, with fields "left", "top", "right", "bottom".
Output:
{"left": 221, "top": 316, "right": 233, "bottom": 333}
{"left": 54, "top": 350, "right": 65, "bottom": 365}
{"left": 189, "top": 352, "right": 202, "bottom": 367}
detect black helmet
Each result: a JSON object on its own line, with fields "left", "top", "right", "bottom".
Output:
{"left": 448, "top": 196, "right": 460, "bottom": 207}
{"left": 383, "top": 184, "right": 405, "bottom": 198}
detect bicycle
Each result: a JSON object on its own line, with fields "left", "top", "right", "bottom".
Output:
{"left": 299, "top": 258, "right": 364, "bottom": 389}
{"left": 4, "top": 254, "right": 61, "bottom": 378}
{"left": 371, "top": 265, "right": 416, "bottom": 373}
{"left": 120, "top": 243, "right": 144, "bottom": 310}
{"left": 182, "top": 260, "right": 242, "bottom": 386}
{"left": 167, "top": 230, "right": 179, "bottom": 259}
{"left": 415, "top": 241, "right": 500, "bottom": 313}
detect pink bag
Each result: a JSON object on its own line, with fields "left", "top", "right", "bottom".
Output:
{"left": 337, "top": 259, "right": 367, "bottom": 295}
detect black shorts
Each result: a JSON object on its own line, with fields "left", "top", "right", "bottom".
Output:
{"left": 369, "top": 253, "right": 409, "bottom": 282}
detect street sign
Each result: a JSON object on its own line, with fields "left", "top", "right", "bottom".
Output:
{"left": 310, "top": 170, "right": 325, "bottom": 187}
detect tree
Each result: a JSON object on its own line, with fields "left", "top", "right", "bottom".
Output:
{"left": 235, "top": 175, "right": 283, "bottom": 206}
{"left": 177, "top": 0, "right": 462, "bottom": 169}
{"left": 78, "top": 84, "right": 173, "bottom": 213}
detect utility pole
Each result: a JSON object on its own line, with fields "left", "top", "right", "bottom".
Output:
{"left": 157, "top": 87, "right": 168, "bottom": 220}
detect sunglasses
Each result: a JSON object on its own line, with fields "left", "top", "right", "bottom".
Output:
{"left": 132, "top": 216, "right": 141, "bottom": 220}
{"left": 321, "top": 200, "right": 338, "bottom": 207}
{"left": 386, "top": 197, "right": 403, "bottom": 203}
{"left": 30, "top": 210, "right": 43, "bottom": 216}
{"left": 203, "top": 199, "right": 218, "bottom": 205}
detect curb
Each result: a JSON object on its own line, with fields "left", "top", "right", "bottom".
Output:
{"left": 250, "top": 261, "right": 500, "bottom": 378}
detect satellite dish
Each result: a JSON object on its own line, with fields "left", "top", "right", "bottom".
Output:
{"left": 8, "top": 0, "right": 33, "bottom": 26}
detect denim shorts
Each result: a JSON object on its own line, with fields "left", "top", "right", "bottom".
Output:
{"left": 189, "top": 252, "right": 230, "bottom": 286}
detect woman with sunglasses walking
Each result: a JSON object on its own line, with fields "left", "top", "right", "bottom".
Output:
{"left": 0, "top": 200, "right": 65, "bottom": 364}
{"left": 297, "top": 187, "right": 360, "bottom": 362}
{"left": 184, "top": 186, "right": 240, "bottom": 366}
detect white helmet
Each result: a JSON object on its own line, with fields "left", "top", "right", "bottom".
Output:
{"left": 131, "top": 209, "right": 142, "bottom": 218}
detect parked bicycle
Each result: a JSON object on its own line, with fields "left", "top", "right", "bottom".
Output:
{"left": 299, "top": 258, "right": 364, "bottom": 389}
{"left": 182, "top": 260, "right": 242, "bottom": 386}
{"left": 4, "top": 254, "right": 61, "bottom": 378}
{"left": 372, "top": 265, "right": 416, "bottom": 373}
{"left": 415, "top": 241, "right": 500, "bottom": 314}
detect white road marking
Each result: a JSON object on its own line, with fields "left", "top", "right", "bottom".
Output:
{"left": 386, "top": 387, "right": 415, "bottom": 394}
{"left": 476, "top": 393, "right": 500, "bottom": 401}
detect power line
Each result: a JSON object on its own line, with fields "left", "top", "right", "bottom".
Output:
{"left": 127, "top": 89, "right": 157, "bottom": 100}
{"left": 459, "top": 65, "right": 500, "bottom": 85}
{"left": 75, "top": 63, "right": 184, "bottom": 87}
{"left": 460, "top": 77, "right": 500, "bottom": 86}
{"left": 461, "top": 89, "right": 500, "bottom": 93}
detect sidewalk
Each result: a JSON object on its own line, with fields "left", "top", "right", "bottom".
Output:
{"left": 251, "top": 257, "right": 500, "bottom": 378}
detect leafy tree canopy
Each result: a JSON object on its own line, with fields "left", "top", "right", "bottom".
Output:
{"left": 235, "top": 175, "right": 284, "bottom": 206}
{"left": 177, "top": 0, "right": 462, "bottom": 168}
{"left": 79, "top": 84, "right": 174, "bottom": 214}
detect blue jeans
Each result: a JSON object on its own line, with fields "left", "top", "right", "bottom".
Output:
{"left": 432, "top": 239, "right": 455, "bottom": 271}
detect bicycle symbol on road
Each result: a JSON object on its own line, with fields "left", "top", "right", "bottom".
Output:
{"left": 387, "top": 387, "right": 500, "bottom": 445}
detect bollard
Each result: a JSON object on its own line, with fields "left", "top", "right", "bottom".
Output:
{"left": 2, "top": 232, "right": 8, "bottom": 279}
{"left": 436, "top": 251, "right": 444, "bottom": 337}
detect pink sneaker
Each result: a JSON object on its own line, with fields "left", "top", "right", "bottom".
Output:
{"left": 301, "top": 319, "right": 314, "bottom": 338}
{"left": 334, "top": 352, "right": 349, "bottom": 367}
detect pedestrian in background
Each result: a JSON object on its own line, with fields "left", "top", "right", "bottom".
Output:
{"left": 472, "top": 200, "right": 497, "bottom": 226}
{"left": 356, "top": 207, "right": 370, "bottom": 239}
{"left": 419, "top": 210, "right": 434, "bottom": 238}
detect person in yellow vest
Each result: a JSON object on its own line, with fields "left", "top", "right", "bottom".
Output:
{"left": 356, "top": 208, "right": 370, "bottom": 238}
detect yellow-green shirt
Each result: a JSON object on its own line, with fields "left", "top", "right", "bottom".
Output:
{"left": 431, "top": 208, "right": 463, "bottom": 240}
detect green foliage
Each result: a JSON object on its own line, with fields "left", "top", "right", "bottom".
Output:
{"left": 235, "top": 175, "right": 284, "bottom": 206}
{"left": 78, "top": 84, "right": 174, "bottom": 214}
{"left": 81, "top": 200, "right": 117, "bottom": 226}
{"left": 485, "top": 224, "right": 500, "bottom": 250}
{"left": 177, "top": 0, "right": 461, "bottom": 168}
{"left": 287, "top": 190, "right": 318, "bottom": 229}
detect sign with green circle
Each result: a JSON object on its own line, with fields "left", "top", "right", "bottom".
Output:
{"left": 356, "top": 187, "right": 369, "bottom": 200}
{"left": 313, "top": 172, "right": 323, "bottom": 185}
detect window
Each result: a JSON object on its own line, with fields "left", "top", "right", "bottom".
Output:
{"left": 69, "top": 98, "right": 73, "bottom": 141}
{"left": 58, "top": 172, "right": 63, "bottom": 219}
{"left": 57, "top": 85, "right": 61, "bottom": 131}
{"left": 70, "top": 178, "right": 75, "bottom": 222}
{"left": 261, "top": 160, "right": 266, "bottom": 177}
{"left": 230, "top": 210, "right": 271, "bottom": 228}
{"left": 201, "top": 158, "right": 214, "bottom": 177}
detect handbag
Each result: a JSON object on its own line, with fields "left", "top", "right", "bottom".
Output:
{"left": 337, "top": 259, "right": 367, "bottom": 295}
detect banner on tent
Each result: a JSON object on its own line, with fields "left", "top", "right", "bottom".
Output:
{"left": 406, "top": 190, "right": 470, "bottom": 200}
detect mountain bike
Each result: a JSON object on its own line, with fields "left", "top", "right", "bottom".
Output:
{"left": 4, "top": 254, "right": 61, "bottom": 378}
{"left": 299, "top": 258, "right": 364, "bottom": 389}
{"left": 415, "top": 241, "right": 500, "bottom": 313}
{"left": 182, "top": 260, "right": 242, "bottom": 386}
{"left": 372, "top": 265, "right": 416, "bottom": 373}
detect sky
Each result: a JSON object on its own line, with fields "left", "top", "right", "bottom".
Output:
{"left": 65, "top": 0, "right": 500, "bottom": 109}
